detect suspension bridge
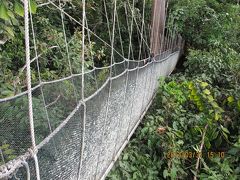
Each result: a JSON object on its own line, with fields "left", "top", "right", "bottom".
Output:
{"left": 0, "top": 0, "right": 183, "bottom": 179}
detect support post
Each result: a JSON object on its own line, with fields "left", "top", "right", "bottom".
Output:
{"left": 150, "top": 0, "right": 166, "bottom": 55}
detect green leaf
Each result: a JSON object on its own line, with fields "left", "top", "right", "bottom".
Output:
{"left": 4, "top": 149, "right": 14, "bottom": 155}
{"left": 4, "top": 26, "right": 14, "bottom": 37}
{"left": 227, "top": 96, "right": 234, "bottom": 103}
{"left": 123, "top": 153, "right": 128, "bottom": 160}
{"left": 220, "top": 125, "right": 230, "bottom": 134}
{"left": 1, "top": 90, "right": 14, "bottom": 96}
{"left": 174, "top": 130, "right": 184, "bottom": 138}
{"left": 222, "top": 131, "right": 229, "bottom": 141}
{"left": 7, "top": 155, "right": 16, "bottom": 160}
{"left": 214, "top": 113, "right": 221, "bottom": 121}
{"left": 30, "top": 0, "right": 37, "bottom": 14}
{"left": 14, "top": 1, "right": 24, "bottom": 17}
{"left": 228, "top": 148, "right": 239, "bottom": 155}
{"left": 177, "top": 140, "right": 184, "bottom": 145}
{"left": 207, "top": 95, "right": 214, "bottom": 102}
{"left": 203, "top": 89, "right": 211, "bottom": 95}
{"left": 215, "top": 136, "right": 222, "bottom": 147}
{"left": 237, "top": 100, "right": 240, "bottom": 111}
{"left": 204, "top": 137, "right": 211, "bottom": 149}
{"left": 170, "top": 166, "right": 177, "bottom": 179}
{"left": 7, "top": 10, "right": 14, "bottom": 19}
{"left": 188, "top": 82, "right": 194, "bottom": 90}
{"left": 163, "top": 169, "right": 169, "bottom": 178}
{"left": 1, "top": 144, "right": 10, "bottom": 149}
{"left": 173, "top": 121, "right": 178, "bottom": 130}
{"left": 0, "top": 3, "right": 10, "bottom": 20}
{"left": 201, "top": 82, "right": 208, "bottom": 88}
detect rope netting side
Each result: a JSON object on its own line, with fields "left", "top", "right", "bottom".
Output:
{"left": 94, "top": 0, "right": 117, "bottom": 177}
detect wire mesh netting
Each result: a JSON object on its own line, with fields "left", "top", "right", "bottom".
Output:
{"left": 0, "top": 51, "right": 180, "bottom": 179}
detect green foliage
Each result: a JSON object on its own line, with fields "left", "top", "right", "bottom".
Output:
{"left": 169, "top": 0, "right": 240, "bottom": 52}
{"left": 0, "top": 0, "right": 37, "bottom": 40}
{"left": 108, "top": 79, "right": 240, "bottom": 179}
{"left": 184, "top": 48, "right": 240, "bottom": 87}
{"left": 0, "top": 143, "right": 16, "bottom": 165}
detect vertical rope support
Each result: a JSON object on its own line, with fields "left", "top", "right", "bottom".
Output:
{"left": 125, "top": 0, "right": 139, "bottom": 140}
{"left": 103, "top": 0, "right": 112, "bottom": 43}
{"left": 138, "top": 0, "right": 146, "bottom": 60}
{"left": 124, "top": 3, "right": 134, "bottom": 60}
{"left": 169, "top": 15, "right": 175, "bottom": 53}
{"left": 94, "top": 0, "right": 117, "bottom": 178}
{"left": 144, "top": 22, "right": 150, "bottom": 58}
{"left": 23, "top": 0, "right": 40, "bottom": 179}
{"left": 85, "top": 17, "right": 98, "bottom": 89}
{"left": 109, "top": 0, "right": 122, "bottom": 161}
{"left": 116, "top": 10, "right": 125, "bottom": 58}
{"left": 77, "top": 0, "right": 86, "bottom": 178}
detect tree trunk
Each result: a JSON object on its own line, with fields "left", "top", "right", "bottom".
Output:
{"left": 150, "top": 0, "right": 166, "bottom": 55}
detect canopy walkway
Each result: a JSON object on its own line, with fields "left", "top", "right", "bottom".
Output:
{"left": 0, "top": 0, "right": 183, "bottom": 179}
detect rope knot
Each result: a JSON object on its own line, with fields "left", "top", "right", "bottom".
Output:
{"left": 28, "top": 147, "right": 38, "bottom": 157}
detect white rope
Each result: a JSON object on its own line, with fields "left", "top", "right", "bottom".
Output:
{"left": 124, "top": 3, "right": 134, "bottom": 60}
{"left": 143, "top": 21, "right": 150, "bottom": 58}
{"left": 23, "top": 0, "right": 40, "bottom": 179}
{"left": 159, "top": 2, "right": 168, "bottom": 54}
{"left": 138, "top": 0, "right": 146, "bottom": 60}
{"left": 85, "top": 17, "right": 99, "bottom": 89}
{"left": 77, "top": 0, "right": 86, "bottom": 178}
{"left": 103, "top": 0, "right": 112, "bottom": 43}
{"left": 116, "top": 9, "right": 125, "bottom": 58}
{"left": 127, "top": 0, "right": 135, "bottom": 60}
{"left": 126, "top": 0, "right": 144, "bottom": 141}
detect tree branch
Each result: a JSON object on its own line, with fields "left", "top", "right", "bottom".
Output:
{"left": 194, "top": 124, "right": 208, "bottom": 180}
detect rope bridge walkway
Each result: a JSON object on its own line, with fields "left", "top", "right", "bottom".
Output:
{"left": 0, "top": 0, "right": 183, "bottom": 179}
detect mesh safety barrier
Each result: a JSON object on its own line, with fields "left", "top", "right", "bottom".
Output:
{"left": 0, "top": 52, "right": 180, "bottom": 179}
